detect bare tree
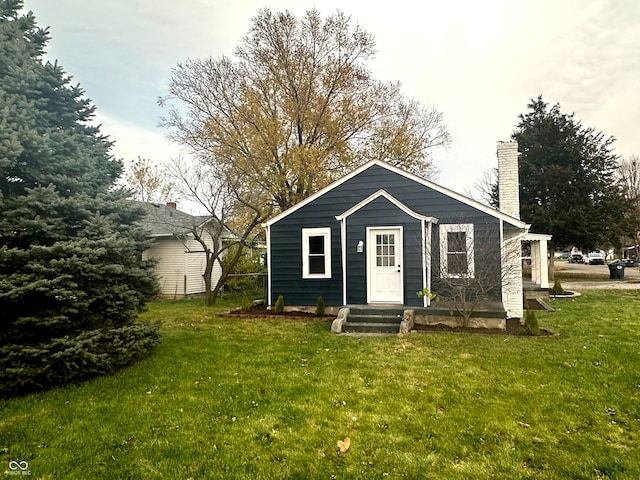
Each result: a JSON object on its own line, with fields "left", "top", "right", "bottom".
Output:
{"left": 125, "top": 156, "right": 173, "bottom": 203}
{"left": 164, "top": 157, "right": 271, "bottom": 305}
{"left": 160, "top": 8, "right": 450, "bottom": 215}
{"left": 432, "top": 221, "right": 523, "bottom": 326}
{"left": 473, "top": 167, "right": 499, "bottom": 208}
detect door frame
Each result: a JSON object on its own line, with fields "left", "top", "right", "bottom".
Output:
{"left": 366, "top": 226, "right": 404, "bottom": 304}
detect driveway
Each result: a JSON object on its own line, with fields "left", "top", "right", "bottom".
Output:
{"left": 554, "top": 261, "right": 640, "bottom": 290}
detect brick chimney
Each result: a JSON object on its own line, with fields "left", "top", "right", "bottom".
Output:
{"left": 166, "top": 202, "right": 177, "bottom": 209}
{"left": 497, "top": 141, "right": 520, "bottom": 219}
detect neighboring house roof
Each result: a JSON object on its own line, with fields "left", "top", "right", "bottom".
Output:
{"left": 264, "top": 159, "right": 528, "bottom": 229}
{"left": 136, "top": 201, "right": 212, "bottom": 238}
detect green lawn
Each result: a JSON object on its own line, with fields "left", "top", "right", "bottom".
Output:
{"left": 2, "top": 291, "right": 639, "bottom": 479}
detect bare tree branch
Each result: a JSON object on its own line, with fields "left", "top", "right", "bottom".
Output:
{"left": 430, "top": 220, "right": 522, "bottom": 326}
{"left": 160, "top": 8, "right": 450, "bottom": 214}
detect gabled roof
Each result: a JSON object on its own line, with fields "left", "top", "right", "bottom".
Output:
{"left": 136, "top": 201, "right": 212, "bottom": 238}
{"left": 335, "top": 189, "right": 438, "bottom": 223}
{"left": 264, "top": 159, "right": 527, "bottom": 228}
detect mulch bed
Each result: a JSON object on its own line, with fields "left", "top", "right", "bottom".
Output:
{"left": 222, "top": 304, "right": 556, "bottom": 336}
{"left": 222, "top": 303, "right": 330, "bottom": 321}
{"left": 413, "top": 318, "right": 556, "bottom": 336}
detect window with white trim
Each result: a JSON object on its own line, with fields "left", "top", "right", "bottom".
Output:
{"left": 302, "top": 228, "right": 331, "bottom": 278}
{"left": 439, "top": 224, "right": 474, "bottom": 278}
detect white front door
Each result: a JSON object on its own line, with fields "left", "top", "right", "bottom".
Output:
{"left": 367, "top": 227, "right": 403, "bottom": 303}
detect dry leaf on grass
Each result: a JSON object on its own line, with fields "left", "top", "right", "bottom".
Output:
{"left": 337, "top": 436, "right": 351, "bottom": 453}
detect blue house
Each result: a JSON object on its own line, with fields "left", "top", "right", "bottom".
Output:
{"left": 264, "top": 142, "right": 550, "bottom": 329}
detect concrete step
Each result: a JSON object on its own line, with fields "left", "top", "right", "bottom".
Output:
{"left": 348, "top": 307, "right": 405, "bottom": 317}
{"left": 334, "top": 306, "right": 407, "bottom": 334}
{"left": 346, "top": 313, "right": 403, "bottom": 324}
{"left": 342, "top": 321, "right": 401, "bottom": 334}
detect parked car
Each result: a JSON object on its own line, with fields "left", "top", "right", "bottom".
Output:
{"left": 557, "top": 251, "right": 570, "bottom": 260}
{"left": 620, "top": 258, "right": 638, "bottom": 267}
{"left": 568, "top": 252, "right": 584, "bottom": 263}
{"left": 587, "top": 251, "right": 605, "bottom": 265}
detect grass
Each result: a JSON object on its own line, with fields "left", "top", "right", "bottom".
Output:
{"left": 555, "top": 271, "right": 611, "bottom": 282}
{"left": 2, "top": 291, "right": 640, "bottom": 479}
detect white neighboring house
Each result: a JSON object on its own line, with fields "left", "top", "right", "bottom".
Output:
{"left": 138, "top": 202, "right": 231, "bottom": 297}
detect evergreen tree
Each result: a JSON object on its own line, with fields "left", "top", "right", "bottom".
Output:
{"left": 0, "top": 1, "right": 160, "bottom": 397}
{"left": 508, "top": 96, "right": 627, "bottom": 250}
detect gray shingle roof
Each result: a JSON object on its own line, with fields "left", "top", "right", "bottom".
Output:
{"left": 136, "top": 201, "right": 211, "bottom": 237}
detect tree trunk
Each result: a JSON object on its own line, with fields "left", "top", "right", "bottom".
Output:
{"left": 203, "top": 239, "right": 246, "bottom": 306}
{"left": 203, "top": 253, "right": 216, "bottom": 306}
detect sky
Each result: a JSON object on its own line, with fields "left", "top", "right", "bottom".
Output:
{"left": 26, "top": 0, "right": 640, "bottom": 205}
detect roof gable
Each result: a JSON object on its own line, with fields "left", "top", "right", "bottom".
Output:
{"left": 264, "top": 160, "right": 526, "bottom": 228}
{"left": 335, "top": 189, "right": 438, "bottom": 223}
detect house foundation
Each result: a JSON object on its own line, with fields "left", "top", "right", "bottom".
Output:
{"left": 331, "top": 302, "right": 507, "bottom": 334}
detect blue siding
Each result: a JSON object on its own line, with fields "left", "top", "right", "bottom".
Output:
{"left": 269, "top": 164, "right": 504, "bottom": 306}
{"left": 345, "top": 197, "right": 423, "bottom": 306}
{"left": 430, "top": 219, "right": 502, "bottom": 301}
{"left": 270, "top": 219, "right": 343, "bottom": 306}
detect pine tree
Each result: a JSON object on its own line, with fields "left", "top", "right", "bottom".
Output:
{"left": 510, "top": 96, "right": 627, "bottom": 251}
{"left": 0, "top": 1, "right": 160, "bottom": 396}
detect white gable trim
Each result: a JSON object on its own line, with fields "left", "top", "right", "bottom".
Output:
{"left": 335, "top": 189, "right": 438, "bottom": 224}
{"left": 263, "top": 159, "right": 526, "bottom": 228}
{"left": 523, "top": 233, "right": 552, "bottom": 241}
{"left": 264, "top": 160, "right": 383, "bottom": 227}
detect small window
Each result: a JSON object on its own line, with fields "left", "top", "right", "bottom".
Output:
{"left": 440, "top": 224, "right": 474, "bottom": 278}
{"left": 302, "top": 228, "right": 331, "bottom": 279}
{"left": 375, "top": 233, "right": 395, "bottom": 267}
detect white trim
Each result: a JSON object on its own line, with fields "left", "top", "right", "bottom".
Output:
{"left": 335, "top": 189, "right": 437, "bottom": 223}
{"left": 523, "top": 233, "right": 552, "bottom": 241}
{"left": 302, "top": 227, "right": 332, "bottom": 279}
{"left": 421, "top": 220, "right": 435, "bottom": 307}
{"left": 439, "top": 223, "right": 475, "bottom": 278}
{"left": 426, "top": 221, "right": 433, "bottom": 306}
{"left": 266, "top": 224, "right": 272, "bottom": 306}
{"left": 499, "top": 218, "right": 505, "bottom": 312}
{"left": 263, "top": 159, "right": 526, "bottom": 228}
{"left": 366, "top": 226, "right": 404, "bottom": 304}
{"left": 523, "top": 232, "right": 552, "bottom": 290}
{"left": 340, "top": 218, "right": 347, "bottom": 305}
{"left": 421, "top": 218, "right": 427, "bottom": 307}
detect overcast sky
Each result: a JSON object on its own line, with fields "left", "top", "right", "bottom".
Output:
{"left": 27, "top": 0, "right": 640, "bottom": 203}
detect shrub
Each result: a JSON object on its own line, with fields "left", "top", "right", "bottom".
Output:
{"left": 523, "top": 308, "right": 540, "bottom": 336}
{"left": 240, "top": 292, "right": 252, "bottom": 312}
{"left": 416, "top": 288, "right": 439, "bottom": 301}
{"left": 550, "top": 278, "right": 564, "bottom": 295}
{"left": 274, "top": 295, "right": 285, "bottom": 314}
{"left": 0, "top": 322, "right": 162, "bottom": 398}
{"left": 224, "top": 245, "right": 266, "bottom": 296}
{"left": 315, "top": 296, "right": 326, "bottom": 317}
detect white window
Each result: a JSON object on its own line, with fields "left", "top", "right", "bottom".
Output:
{"left": 302, "top": 228, "right": 331, "bottom": 279}
{"left": 439, "top": 224, "right": 474, "bottom": 278}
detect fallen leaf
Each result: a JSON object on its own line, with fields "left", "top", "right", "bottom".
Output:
{"left": 337, "top": 437, "right": 351, "bottom": 453}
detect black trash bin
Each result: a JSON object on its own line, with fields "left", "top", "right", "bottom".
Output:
{"left": 608, "top": 262, "right": 625, "bottom": 279}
